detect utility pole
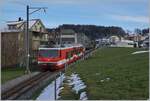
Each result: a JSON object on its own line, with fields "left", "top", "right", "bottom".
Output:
{"left": 25, "top": 5, "right": 47, "bottom": 74}
{"left": 25, "top": 5, "right": 30, "bottom": 74}
{"left": 54, "top": 78, "right": 57, "bottom": 100}
{"left": 59, "top": 29, "right": 62, "bottom": 46}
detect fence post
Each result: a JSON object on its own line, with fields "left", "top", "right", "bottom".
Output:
{"left": 60, "top": 72, "right": 63, "bottom": 86}
{"left": 64, "top": 63, "right": 66, "bottom": 72}
{"left": 83, "top": 53, "right": 85, "bottom": 60}
{"left": 54, "top": 76, "right": 57, "bottom": 100}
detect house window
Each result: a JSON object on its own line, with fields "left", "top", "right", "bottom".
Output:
{"left": 34, "top": 26, "right": 37, "bottom": 31}
{"left": 40, "top": 27, "right": 42, "bottom": 32}
{"left": 8, "top": 25, "right": 16, "bottom": 30}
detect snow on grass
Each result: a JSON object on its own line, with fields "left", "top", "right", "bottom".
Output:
{"left": 73, "top": 83, "right": 86, "bottom": 94}
{"left": 100, "top": 77, "right": 111, "bottom": 83}
{"left": 37, "top": 73, "right": 88, "bottom": 100}
{"left": 95, "top": 73, "right": 100, "bottom": 75}
{"left": 36, "top": 73, "right": 65, "bottom": 100}
{"left": 67, "top": 73, "right": 88, "bottom": 100}
{"left": 80, "top": 92, "right": 88, "bottom": 100}
{"left": 106, "top": 77, "right": 110, "bottom": 81}
{"left": 100, "top": 80, "right": 104, "bottom": 82}
{"left": 132, "top": 50, "right": 149, "bottom": 55}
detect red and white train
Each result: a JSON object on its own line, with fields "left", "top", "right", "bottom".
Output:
{"left": 37, "top": 44, "right": 85, "bottom": 71}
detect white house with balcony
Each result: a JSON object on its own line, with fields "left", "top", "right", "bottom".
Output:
{"left": 5, "top": 18, "right": 48, "bottom": 50}
{"left": 60, "top": 29, "right": 77, "bottom": 45}
{"left": 1, "top": 18, "right": 48, "bottom": 64}
{"left": 60, "top": 29, "right": 92, "bottom": 48}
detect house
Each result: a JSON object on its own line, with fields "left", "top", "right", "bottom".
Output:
{"left": 60, "top": 29, "right": 93, "bottom": 48}
{"left": 76, "top": 32, "right": 92, "bottom": 49}
{"left": 143, "top": 37, "right": 149, "bottom": 48}
{"left": 60, "top": 29, "right": 77, "bottom": 45}
{"left": 46, "top": 28, "right": 60, "bottom": 47}
{"left": 1, "top": 18, "right": 48, "bottom": 68}
{"left": 108, "top": 35, "right": 135, "bottom": 47}
{"left": 125, "top": 34, "right": 145, "bottom": 42}
{"left": 125, "top": 34, "right": 149, "bottom": 48}
{"left": 6, "top": 19, "right": 48, "bottom": 50}
{"left": 95, "top": 38, "right": 111, "bottom": 48}
{"left": 138, "top": 36, "right": 149, "bottom": 48}
{"left": 115, "top": 40, "right": 134, "bottom": 47}
{"left": 109, "top": 35, "right": 120, "bottom": 44}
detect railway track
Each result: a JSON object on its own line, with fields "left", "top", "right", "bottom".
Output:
{"left": 1, "top": 71, "right": 52, "bottom": 100}
{"left": 1, "top": 49, "right": 95, "bottom": 100}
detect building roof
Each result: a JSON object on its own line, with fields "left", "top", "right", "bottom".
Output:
{"left": 6, "top": 19, "right": 41, "bottom": 29}
{"left": 7, "top": 21, "right": 24, "bottom": 25}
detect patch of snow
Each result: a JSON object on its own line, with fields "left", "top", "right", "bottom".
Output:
{"left": 100, "top": 80, "right": 104, "bottom": 82}
{"left": 68, "top": 79, "right": 83, "bottom": 86}
{"left": 67, "top": 73, "right": 88, "bottom": 100}
{"left": 95, "top": 73, "right": 100, "bottom": 75}
{"left": 68, "top": 73, "right": 87, "bottom": 94}
{"left": 67, "top": 79, "right": 71, "bottom": 82}
{"left": 100, "top": 77, "right": 111, "bottom": 83}
{"left": 36, "top": 73, "right": 65, "bottom": 100}
{"left": 106, "top": 78, "right": 110, "bottom": 81}
{"left": 57, "top": 87, "right": 64, "bottom": 99}
{"left": 80, "top": 92, "right": 88, "bottom": 100}
{"left": 73, "top": 85, "right": 87, "bottom": 94}
{"left": 132, "top": 50, "right": 149, "bottom": 54}
{"left": 70, "top": 74, "right": 79, "bottom": 80}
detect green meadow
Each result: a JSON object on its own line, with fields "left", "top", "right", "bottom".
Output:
{"left": 61, "top": 47, "right": 149, "bottom": 100}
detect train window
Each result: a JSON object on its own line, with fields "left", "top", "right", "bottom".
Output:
{"left": 39, "top": 50, "right": 59, "bottom": 58}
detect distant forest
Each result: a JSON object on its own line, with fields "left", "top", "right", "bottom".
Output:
{"left": 51, "top": 24, "right": 149, "bottom": 40}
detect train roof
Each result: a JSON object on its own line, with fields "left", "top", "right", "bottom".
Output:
{"left": 39, "top": 47, "right": 72, "bottom": 50}
{"left": 38, "top": 44, "right": 83, "bottom": 50}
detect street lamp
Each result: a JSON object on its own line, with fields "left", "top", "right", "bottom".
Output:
{"left": 25, "top": 5, "right": 47, "bottom": 74}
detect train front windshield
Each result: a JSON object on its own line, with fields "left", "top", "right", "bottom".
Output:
{"left": 39, "top": 50, "right": 59, "bottom": 58}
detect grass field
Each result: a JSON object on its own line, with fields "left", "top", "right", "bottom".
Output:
{"left": 61, "top": 47, "right": 149, "bottom": 100}
{"left": 1, "top": 67, "right": 25, "bottom": 84}
{"left": 1, "top": 64, "right": 40, "bottom": 84}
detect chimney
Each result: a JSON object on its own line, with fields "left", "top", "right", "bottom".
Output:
{"left": 18, "top": 17, "right": 23, "bottom": 21}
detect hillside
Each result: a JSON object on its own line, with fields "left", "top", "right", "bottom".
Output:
{"left": 58, "top": 24, "right": 127, "bottom": 39}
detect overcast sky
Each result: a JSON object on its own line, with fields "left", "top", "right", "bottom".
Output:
{"left": 0, "top": 0, "right": 149, "bottom": 31}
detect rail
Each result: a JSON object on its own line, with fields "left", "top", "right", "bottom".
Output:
{"left": 1, "top": 71, "right": 50, "bottom": 100}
